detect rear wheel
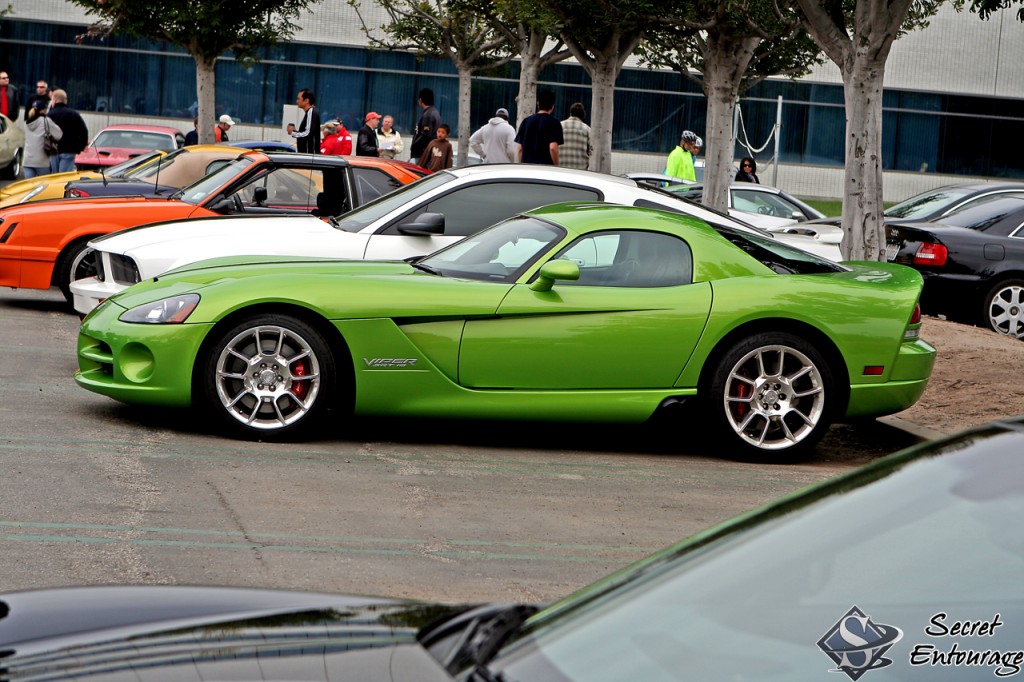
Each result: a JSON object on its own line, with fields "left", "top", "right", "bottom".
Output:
{"left": 201, "top": 314, "right": 336, "bottom": 439}
{"left": 706, "top": 332, "right": 834, "bottom": 459}
{"left": 55, "top": 238, "right": 99, "bottom": 305}
{"left": 983, "top": 279, "right": 1024, "bottom": 339}
{"left": 0, "top": 149, "right": 22, "bottom": 180}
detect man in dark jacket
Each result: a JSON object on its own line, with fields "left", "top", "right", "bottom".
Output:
{"left": 27, "top": 80, "right": 49, "bottom": 119}
{"left": 46, "top": 89, "right": 89, "bottom": 173}
{"left": 0, "top": 72, "right": 19, "bottom": 121}
{"left": 356, "top": 112, "right": 381, "bottom": 156}
{"left": 287, "top": 88, "right": 320, "bottom": 154}
{"left": 410, "top": 88, "right": 441, "bottom": 163}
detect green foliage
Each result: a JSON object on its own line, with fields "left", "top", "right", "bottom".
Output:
{"left": 67, "top": 0, "right": 321, "bottom": 64}
{"left": 954, "top": 0, "right": 1024, "bottom": 21}
{"left": 351, "top": 0, "right": 514, "bottom": 69}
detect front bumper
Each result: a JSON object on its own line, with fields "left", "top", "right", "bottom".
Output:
{"left": 70, "top": 275, "right": 129, "bottom": 316}
{"left": 75, "top": 299, "right": 212, "bottom": 407}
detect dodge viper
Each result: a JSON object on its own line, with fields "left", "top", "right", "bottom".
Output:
{"left": 0, "top": 152, "right": 424, "bottom": 303}
{"left": 76, "top": 202, "right": 934, "bottom": 458}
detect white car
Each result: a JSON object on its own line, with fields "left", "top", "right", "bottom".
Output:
{"left": 71, "top": 165, "right": 842, "bottom": 315}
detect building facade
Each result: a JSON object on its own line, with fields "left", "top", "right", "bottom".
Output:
{"left": 1, "top": 0, "right": 1021, "bottom": 199}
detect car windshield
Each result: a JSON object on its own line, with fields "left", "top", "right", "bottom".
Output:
{"left": 171, "top": 157, "right": 254, "bottom": 205}
{"left": 127, "top": 147, "right": 191, "bottom": 179}
{"left": 107, "top": 150, "right": 164, "bottom": 177}
{"left": 489, "top": 427, "right": 1024, "bottom": 682}
{"left": 884, "top": 187, "right": 975, "bottom": 219}
{"left": 93, "top": 129, "right": 178, "bottom": 152}
{"left": 333, "top": 171, "right": 456, "bottom": 233}
{"left": 414, "top": 216, "right": 565, "bottom": 282}
{"left": 933, "top": 193, "right": 1024, "bottom": 230}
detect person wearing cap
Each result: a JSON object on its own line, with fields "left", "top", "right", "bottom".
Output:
{"left": 215, "top": 114, "right": 235, "bottom": 142}
{"left": 560, "top": 102, "right": 592, "bottom": 170}
{"left": 469, "top": 107, "right": 516, "bottom": 164}
{"left": 666, "top": 129, "right": 702, "bottom": 182}
{"left": 320, "top": 120, "right": 353, "bottom": 155}
{"left": 356, "top": 111, "right": 381, "bottom": 157}
{"left": 377, "top": 115, "right": 403, "bottom": 160}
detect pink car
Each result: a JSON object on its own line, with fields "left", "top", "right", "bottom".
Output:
{"left": 75, "top": 124, "right": 184, "bottom": 171}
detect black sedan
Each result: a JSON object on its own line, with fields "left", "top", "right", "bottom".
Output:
{"left": 886, "top": 192, "right": 1024, "bottom": 337}
{"left": 885, "top": 181, "right": 1024, "bottom": 222}
{"left": 4, "top": 416, "right": 1024, "bottom": 680}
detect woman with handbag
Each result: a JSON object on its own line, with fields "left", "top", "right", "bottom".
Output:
{"left": 24, "top": 99, "right": 63, "bottom": 178}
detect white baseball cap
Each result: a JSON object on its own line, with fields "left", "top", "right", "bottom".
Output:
{"left": 219, "top": 114, "right": 236, "bottom": 126}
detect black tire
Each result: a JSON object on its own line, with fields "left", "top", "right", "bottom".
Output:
{"left": 705, "top": 332, "right": 835, "bottom": 460}
{"left": 982, "top": 279, "right": 1024, "bottom": 339}
{"left": 0, "top": 149, "right": 22, "bottom": 180}
{"left": 200, "top": 314, "right": 337, "bottom": 440}
{"left": 55, "top": 238, "right": 99, "bottom": 305}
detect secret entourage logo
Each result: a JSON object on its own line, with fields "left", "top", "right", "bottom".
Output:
{"left": 817, "top": 606, "right": 904, "bottom": 680}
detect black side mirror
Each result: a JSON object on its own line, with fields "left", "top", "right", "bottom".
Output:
{"left": 253, "top": 186, "right": 268, "bottom": 206}
{"left": 397, "top": 212, "right": 445, "bottom": 236}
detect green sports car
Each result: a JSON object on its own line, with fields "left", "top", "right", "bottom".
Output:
{"left": 76, "top": 202, "right": 936, "bottom": 458}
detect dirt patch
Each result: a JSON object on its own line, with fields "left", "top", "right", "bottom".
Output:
{"left": 900, "top": 316, "right": 1024, "bottom": 434}
{"left": 814, "top": 316, "right": 1024, "bottom": 466}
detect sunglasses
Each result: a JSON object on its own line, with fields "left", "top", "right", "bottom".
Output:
{"left": 742, "top": 163, "right": 753, "bottom": 168}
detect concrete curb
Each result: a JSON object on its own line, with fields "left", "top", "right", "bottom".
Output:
{"left": 876, "top": 415, "right": 949, "bottom": 442}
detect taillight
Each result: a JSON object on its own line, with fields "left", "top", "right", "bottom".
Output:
{"left": 67, "top": 189, "right": 90, "bottom": 198}
{"left": 913, "top": 242, "right": 947, "bottom": 267}
{"left": 905, "top": 303, "right": 922, "bottom": 339}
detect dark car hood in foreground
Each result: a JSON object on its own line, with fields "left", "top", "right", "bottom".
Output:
{"left": 0, "top": 585, "right": 467, "bottom": 681}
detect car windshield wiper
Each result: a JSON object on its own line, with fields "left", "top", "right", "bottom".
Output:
{"left": 439, "top": 604, "right": 537, "bottom": 676}
{"left": 407, "top": 258, "right": 441, "bottom": 276}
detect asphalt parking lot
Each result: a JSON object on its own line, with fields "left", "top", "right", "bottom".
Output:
{"left": 0, "top": 286, "right": 919, "bottom": 604}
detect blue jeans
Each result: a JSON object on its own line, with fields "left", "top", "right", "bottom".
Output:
{"left": 24, "top": 166, "right": 50, "bottom": 178}
{"left": 50, "top": 153, "right": 77, "bottom": 173}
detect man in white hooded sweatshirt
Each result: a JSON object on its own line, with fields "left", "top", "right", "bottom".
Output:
{"left": 469, "top": 107, "right": 517, "bottom": 164}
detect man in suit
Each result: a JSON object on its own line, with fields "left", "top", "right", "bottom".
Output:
{"left": 0, "top": 72, "right": 19, "bottom": 121}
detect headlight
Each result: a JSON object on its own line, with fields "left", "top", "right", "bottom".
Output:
{"left": 119, "top": 293, "right": 200, "bottom": 324}
{"left": 19, "top": 185, "right": 47, "bottom": 203}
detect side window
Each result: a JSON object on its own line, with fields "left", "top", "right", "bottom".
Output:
{"left": 554, "top": 230, "right": 692, "bottom": 288}
{"left": 352, "top": 167, "right": 402, "bottom": 205}
{"left": 733, "top": 189, "right": 799, "bottom": 219}
{"left": 228, "top": 167, "right": 328, "bottom": 211}
{"left": 382, "top": 182, "right": 601, "bottom": 237}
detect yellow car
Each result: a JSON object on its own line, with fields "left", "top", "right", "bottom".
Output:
{"left": 0, "top": 150, "right": 165, "bottom": 208}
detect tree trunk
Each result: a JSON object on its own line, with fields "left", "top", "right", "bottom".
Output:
{"left": 456, "top": 67, "right": 473, "bottom": 167}
{"left": 195, "top": 55, "right": 217, "bottom": 145}
{"left": 840, "top": 62, "right": 886, "bottom": 261}
{"left": 516, "top": 39, "right": 543, "bottom": 129}
{"left": 588, "top": 65, "right": 617, "bottom": 173}
{"left": 701, "top": 33, "right": 759, "bottom": 213}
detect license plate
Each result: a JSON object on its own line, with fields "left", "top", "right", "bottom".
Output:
{"left": 885, "top": 243, "right": 899, "bottom": 261}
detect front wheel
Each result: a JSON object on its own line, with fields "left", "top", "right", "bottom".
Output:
{"left": 0, "top": 149, "right": 22, "bottom": 180}
{"left": 706, "top": 332, "right": 834, "bottom": 459}
{"left": 201, "top": 315, "right": 337, "bottom": 439}
{"left": 983, "top": 279, "right": 1024, "bottom": 339}
{"left": 55, "top": 238, "right": 99, "bottom": 305}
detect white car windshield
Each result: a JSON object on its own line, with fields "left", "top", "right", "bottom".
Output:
{"left": 333, "top": 171, "right": 456, "bottom": 233}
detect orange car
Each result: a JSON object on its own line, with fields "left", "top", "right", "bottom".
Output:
{"left": 0, "top": 152, "right": 427, "bottom": 303}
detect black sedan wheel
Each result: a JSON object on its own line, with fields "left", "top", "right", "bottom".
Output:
{"left": 708, "top": 332, "right": 833, "bottom": 458}
{"left": 984, "top": 279, "right": 1024, "bottom": 339}
{"left": 202, "top": 315, "right": 335, "bottom": 438}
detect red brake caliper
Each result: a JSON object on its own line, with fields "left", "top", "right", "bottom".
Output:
{"left": 733, "top": 379, "right": 750, "bottom": 418}
{"left": 291, "top": 360, "right": 308, "bottom": 399}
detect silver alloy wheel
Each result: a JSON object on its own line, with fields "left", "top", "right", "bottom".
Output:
{"left": 722, "top": 343, "right": 825, "bottom": 450}
{"left": 987, "top": 284, "right": 1024, "bottom": 339}
{"left": 69, "top": 246, "right": 97, "bottom": 283}
{"left": 214, "top": 324, "right": 322, "bottom": 430}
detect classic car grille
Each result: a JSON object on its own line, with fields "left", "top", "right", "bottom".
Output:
{"left": 109, "top": 254, "right": 142, "bottom": 285}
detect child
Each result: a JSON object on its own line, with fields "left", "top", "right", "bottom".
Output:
{"left": 419, "top": 123, "right": 453, "bottom": 172}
